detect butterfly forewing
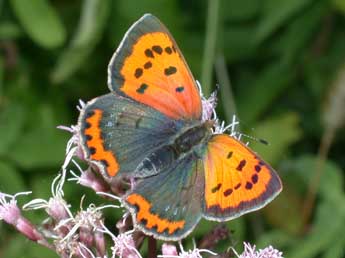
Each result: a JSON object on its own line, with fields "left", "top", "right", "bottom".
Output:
{"left": 79, "top": 93, "right": 182, "bottom": 177}
{"left": 108, "top": 14, "right": 202, "bottom": 120}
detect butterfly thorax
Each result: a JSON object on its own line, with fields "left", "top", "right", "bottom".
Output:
{"left": 134, "top": 121, "right": 213, "bottom": 178}
{"left": 173, "top": 121, "right": 213, "bottom": 154}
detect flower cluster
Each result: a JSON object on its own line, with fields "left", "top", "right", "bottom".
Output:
{"left": 237, "top": 242, "right": 284, "bottom": 258}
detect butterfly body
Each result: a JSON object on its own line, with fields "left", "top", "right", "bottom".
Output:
{"left": 78, "top": 14, "right": 282, "bottom": 241}
{"left": 135, "top": 121, "right": 212, "bottom": 178}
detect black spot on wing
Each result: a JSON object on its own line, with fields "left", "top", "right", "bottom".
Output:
{"left": 176, "top": 86, "right": 184, "bottom": 92}
{"left": 84, "top": 122, "right": 91, "bottom": 129}
{"left": 101, "top": 159, "right": 109, "bottom": 167}
{"left": 152, "top": 45, "right": 163, "bottom": 54}
{"left": 145, "top": 49, "right": 154, "bottom": 58}
{"left": 245, "top": 182, "right": 253, "bottom": 190}
{"left": 236, "top": 159, "right": 246, "bottom": 171}
{"left": 164, "top": 66, "right": 177, "bottom": 76}
{"left": 136, "top": 83, "right": 149, "bottom": 94}
{"left": 252, "top": 174, "right": 258, "bottom": 184}
{"left": 85, "top": 110, "right": 95, "bottom": 118}
{"left": 144, "top": 61, "right": 152, "bottom": 69}
{"left": 135, "top": 68, "right": 143, "bottom": 78}
{"left": 211, "top": 183, "right": 222, "bottom": 193}
{"left": 140, "top": 218, "right": 148, "bottom": 226}
{"left": 255, "top": 165, "right": 261, "bottom": 173}
{"left": 223, "top": 188, "right": 233, "bottom": 197}
{"left": 165, "top": 46, "right": 172, "bottom": 54}
{"left": 89, "top": 147, "right": 96, "bottom": 155}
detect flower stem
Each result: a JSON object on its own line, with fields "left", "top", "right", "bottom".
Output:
{"left": 302, "top": 126, "right": 334, "bottom": 228}
{"left": 201, "top": 0, "right": 220, "bottom": 96}
{"left": 215, "top": 54, "right": 236, "bottom": 121}
{"left": 148, "top": 236, "right": 157, "bottom": 258}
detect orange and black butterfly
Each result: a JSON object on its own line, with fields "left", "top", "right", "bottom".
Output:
{"left": 78, "top": 14, "right": 282, "bottom": 241}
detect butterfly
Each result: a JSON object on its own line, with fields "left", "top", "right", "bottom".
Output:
{"left": 78, "top": 14, "right": 282, "bottom": 241}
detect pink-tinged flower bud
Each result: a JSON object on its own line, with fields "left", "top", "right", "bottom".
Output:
{"left": 80, "top": 169, "right": 109, "bottom": 192}
{"left": 94, "top": 230, "right": 106, "bottom": 257}
{"left": 47, "top": 197, "right": 70, "bottom": 221}
{"left": 79, "top": 225, "right": 94, "bottom": 248}
{"left": 257, "top": 245, "right": 283, "bottom": 258}
{"left": 111, "top": 234, "right": 141, "bottom": 258}
{"left": 16, "top": 218, "right": 44, "bottom": 242}
{"left": 70, "top": 164, "right": 110, "bottom": 193}
{"left": 162, "top": 243, "right": 178, "bottom": 256}
{"left": 239, "top": 242, "right": 283, "bottom": 258}
{"left": 0, "top": 193, "right": 46, "bottom": 243}
{"left": 201, "top": 90, "right": 217, "bottom": 122}
{"left": 100, "top": 223, "right": 141, "bottom": 258}
{"left": 162, "top": 242, "right": 217, "bottom": 258}
{"left": 0, "top": 196, "right": 21, "bottom": 225}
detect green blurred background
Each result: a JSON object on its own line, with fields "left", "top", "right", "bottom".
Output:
{"left": 1, "top": 0, "right": 345, "bottom": 257}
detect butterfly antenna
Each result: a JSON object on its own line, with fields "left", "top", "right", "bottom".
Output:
{"left": 234, "top": 132, "right": 269, "bottom": 146}
{"left": 227, "top": 116, "right": 269, "bottom": 145}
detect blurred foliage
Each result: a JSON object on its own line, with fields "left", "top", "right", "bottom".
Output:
{"left": 1, "top": 0, "right": 345, "bottom": 257}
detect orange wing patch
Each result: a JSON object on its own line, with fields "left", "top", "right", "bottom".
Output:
{"left": 126, "top": 193, "right": 185, "bottom": 234}
{"left": 119, "top": 32, "right": 201, "bottom": 120}
{"left": 109, "top": 16, "right": 203, "bottom": 121}
{"left": 83, "top": 109, "right": 120, "bottom": 176}
{"left": 203, "top": 134, "right": 282, "bottom": 220}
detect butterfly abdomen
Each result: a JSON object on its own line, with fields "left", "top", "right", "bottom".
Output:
{"left": 134, "top": 122, "right": 211, "bottom": 178}
{"left": 134, "top": 145, "right": 178, "bottom": 178}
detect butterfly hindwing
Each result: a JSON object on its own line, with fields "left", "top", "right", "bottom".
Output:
{"left": 108, "top": 14, "right": 202, "bottom": 120}
{"left": 79, "top": 93, "right": 182, "bottom": 177}
{"left": 202, "top": 134, "right": 282, "bottom": 221}
{"left": 124, "top": 154, "right": 205, "bottom": 241}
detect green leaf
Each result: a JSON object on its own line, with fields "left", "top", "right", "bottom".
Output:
{"left": 292, "top": 155, "right": 344, "bottom": 198}
{"left": 257, "top": 229, "right": 297, "bottom": 250}
{"left": 323, "top": 236, "right": 345, "bottom": 258}
{"left": 263, "top": 187, "right": 303, "bottom": 235}
{"left": 0, "top": 102, "right": 26, "bottom": 156}
{"left": 116, "top": 0, "right": 179, "bottom": 26}
{"left": 255, "top": 0, "right": 315, "bottom": 44}
{"left": 8, "top": 103, "right": 69, "bottom": 169}
{"left": 221, "top": 0, "right": 260, "bottom": 22}
{"left": 223, "top": 24, "right": 257, "bottom": 63}
{"left": 249, "top": 112, "right": 302, "bottom": 164}
{"left": 287, "top": 200, "right": 345, "bottom": 258}
{"left": 277, "top": 1, "right": 327, "bottom": 65}
{"left": 0, "top": 21, "right": 22, "bottom": 40}
{"left": 51, "top": 0, "right": 111, "bottom": 83}
{"left": 0, "top": 56, "right": 3, "bottom": 96}
{"left": 0, "top": 160, "right": 25, "bottom": 194}
{"left": 332, "top": 0, "right": 345, "bottom": 14}
{"left": 1, "top": 234, "right": 57, "bottom": 258}
{"left": 237, "top": 62, "right": 296, "bottom": 124}
{"left": 9, "top": 0, "right": 66, "bottom": 48}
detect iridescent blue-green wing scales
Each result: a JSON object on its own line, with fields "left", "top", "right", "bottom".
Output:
{"left": 78, "top": 93, "right": 183, "bottom": 178}
{"left": 124, "top": 154, "right": 205, "bottom": 241}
